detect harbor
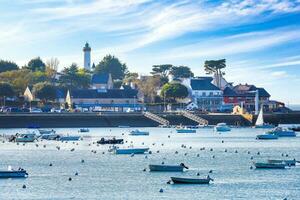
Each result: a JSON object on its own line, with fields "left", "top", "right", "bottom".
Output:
{"left": 0, "top": 127, "right": 299, "bottom": 199}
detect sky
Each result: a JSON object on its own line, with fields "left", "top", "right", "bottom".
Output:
{"left": 0, "top": 0, "right": 300, "bottom": 104}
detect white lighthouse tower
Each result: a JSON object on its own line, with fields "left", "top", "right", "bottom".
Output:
{"left": 83, "top": 42, "right": 91, "bottom": 70}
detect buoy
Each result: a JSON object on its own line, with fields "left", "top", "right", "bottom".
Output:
{"left": 257, "top": 152, "right": 260, "bottom": 155}
{"left": 221, "top": 140, "right": 224, "bottom": 143}
{"left": 209, "top": 170, "right": 213, "bottom": 173}
{"left": 35, "top": 144, "right": 38, "bottom": 147}
{"left": 197, "top": 173, "right": 200, "bottom": 176}
{"left": 143, "top": 168, "right": 146, "bottom": 172}
{"left": 157, "top": 150, "right": 160, "bottom": 153}
{"left": 250, "top": 156, "right": 253, "bottom": 160}
{"left": 43, "top": 145, "right": 46, "bottom": 148}
{"left": 175, "top": 151, "right": 178, "bottom": 154}
{"left": 210, "top": 148, "right": 213, "bottom": 151}
{"left": 49, "top": 163, "right": 52, "bottom": 166}
{"left": 286, "top": 154, "right": 289, "bottom": 157}
{"left": 161, "top": 143, "right": 164, "bottom": 146}
{"left": 142, "top": 142, "right": 144, "bottom": 145}
{"left": 225, "top": 149, "right": 227, "bottom": 152}
{"left": 250, "top": 166, "right": 253, "bottom": 169}
{"left": 22, "top": 184, "right": 26, "bottom": 189}
{"left": 149, "top": 151, "right": 152, "bottom": 154}
{"left": 81, "top": 159, "right": 85, "bottom": 163}
{"left": 131, "top": 153, "right": 134, "bottom": 157}
{"left": 189, "top": 146, "right": 192, "bottom": 149}
{"left": 75, "top": 172, "right": 78, "bottom": 176}
{"left": 212, "top": 155, "right": 215, "bottom": 158}
{"left": 70, "top": 148, "right": 75, "bottom": 152}
{"left": 235, "top": 150, "right": 238, "bottom": 153}
{"left": 161, "top": 161, "right": 164, "bottom": 165}
{"left": 168, "top": 135, "right": 170, "bottom": 138}
{"left": 248, "top": 151, "right": 250, "bottom": 154}
{"left": 281, "top": 153, "right": 284, "bottom": 157}
{"left": 184, "top": 153, "right": 187, "bottom": 156}
{"left": 197, "top": 154, "right": 200, "bottom": 157}
{"left": 167, "top": 180, "right": 171, "bottom": 184}
{"left": 68, "top": 177, "right": 72, "bottom": 181}
{"left": 159, "top": 188, "right": 164, "bottom": 193}
{"left": 145, "top": 155, "right": 148, "bottom": 159}
{"left": 23, "top": 143, "right": 25, "bottom": 146}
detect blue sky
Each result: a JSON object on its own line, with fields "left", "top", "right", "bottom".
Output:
{"left": 0, "top": 0, "right": 300, "bottom": 104}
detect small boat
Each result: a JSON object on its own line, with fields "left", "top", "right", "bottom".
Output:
{"left": 176, "top": 128, "right": 196, "bottom": 133}
{"left": 79, "top": 128, "right": 89, "bottom": 133}
{"left": 118, "top": 125, "right": 130, "bottom": 128}
{"left": 290, "top": 126, "right": 300, "bottom": 132}
{"left": 149, "top": 163, "right": 188, "bottom": 172}
{"left": 170, "top": 176, "right": 213, "bottom": 184}
{"left": 110, "top": 146, "right": 149, "bottom": 154}
{"left": 38, "top": 129, "right": 56, "bottom": 135}
{"left": 59, "top": 135, "right": 81, "bottom": 141}
{"left": 267, "top": 127, "right": 296, "bottom": 137}
{"left": 254, "top": 107, "right": 275, "bottom": 128}
{"left": 129, "top": 130, "right": 149, "bottom": 136}
{"left": 256, "top": 134, "right": 278, "bottom": 140}
{"left": 97, "top": 137, "right": 124, "bottom": 144}
{"left": 13, "top": 132, "right": 37, "bottom": 142}
{"left": 254, "top": 162, "right": 286, "bottom": 169}
{"left": 214, "top": 123, "right": 231, "bottom": 132}
{"left": 0, "top": 167, "right": 28, "bottom": 178}
{"left": 40, "top": 133, "right": 60, "bottom": 140}
{"left": 268, "top": 159, "right": 297, "bottom": 166}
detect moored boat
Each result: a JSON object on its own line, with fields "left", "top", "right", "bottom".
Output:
{"left": 256, "top": 134, "right": 278, "bottom": 140}
{"left": 12, "top": 132, "right": 37, "bottom": 142}
{"left": 214, "top": 123, "right": 231, "bottom": 132}
{"left": 254, "top": 107, "right": 275, "bottom": 128}
{"left": 79, "top": 128, "right": 89, "bottom": 133}
{"left": 129, "top": 129, "right": 149, "bottom": 136}
{"left": 170, "top": 176, "right": 213, "bottom": 184}
{"left": 97, "top": 137, "right": 124, "bottom": 144}
{"left": 267, "top": 127, "right": 296, "bottom": 137}
{"left": 254, "top": 162, "right": 286, "bottom": 169}
{"left": 149, "top": 163, "right": 188, "bottom": 172}
{"left": 38, "top": 129, "right": 56, "bottom": 135}
{"left": 268, "top": 159, "right": 297, "bottom": 166}
{"left": 59, "top": 135, "right": 81, "bottom": 141}
{"left": 176, "top": 128, "right": 196, "bottom": 133}
{"left": 110, "top": 146, "right": 149, "bottom": 154}
{"left": 0, "top": 167, "right": 28, "bottom": 178}
{"left": 40, "top": 133, "right": 60, "bottom": 140}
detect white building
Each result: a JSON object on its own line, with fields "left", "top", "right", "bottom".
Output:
{"left": 83, "top": 42, "right": 91, "bottom": 70}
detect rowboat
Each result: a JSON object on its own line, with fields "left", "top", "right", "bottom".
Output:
{"left": 268, "top": 159, "right": 297, "bottom": 166}
{"left": 129, "top": 130, "right": 149, "bottom": 136}
{"left": 97, "top": 137, "right": 124, "bottom": 144}
{"left": 0, "top": 167, "right": 28, "bottom": 178}
{"left": 111, "top": 146, "right": 149, "bottom": 154}
{"left": 176, "top": 129, "right": 196, "bottom": 133}
{"left": 170, "top": 176, "right": 212, "bottom": 184}
{"left": 149, "top": 163, "right": 188, "bottom": 172}
{"left": 214, "top": 123, "right": 231, "bottom": 132}
{"left": 256, "top": 134, "right": 278, "bottom": 140}
{"left": 254, "top": 162, "right": 286, "bottom": 169}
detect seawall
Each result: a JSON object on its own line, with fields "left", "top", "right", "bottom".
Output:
{"left": 0, "top": 112, "right": 299, "bottom": 128}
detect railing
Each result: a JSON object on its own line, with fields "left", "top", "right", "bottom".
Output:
{"left": 143, "top": 111, "right": 169, "bottom": 125}
{"left": 181, "top": 111, "right": 208, "bottom": 125}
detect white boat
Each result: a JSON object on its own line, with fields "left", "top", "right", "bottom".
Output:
{"left": 256, "top": 134, "right": 278, "bottom": 140}
{"left": 79, "top": 128, "right": 89, "bottom": 133}
{"left": 129, "top": 130, "right": 149, "bottom": 136}
{"left": 254, "top": 162, "right": 286, "bottom": 169}
{"left": 254, "top": 107, "right": 275, "bottom": 128}
{"left": 170, "top": 176, "right": 213, "bottom": 184}
{"left": 38, "top": 129, "right": 56, "bottom": 135}
{"left": 149, "top": 163, "right": 188, "bottom": 172}
{"left": 40, "top": 133, "right": 60, "bottom": 140}
{"left": 110, "top": 146, "right": 149, "bottom": 154}
{"left": 0, "top": 167, "right": 28, "bottom": 178}
{"left": 14, "top": 132, "right": 37, "bottom": 142}
{"left": 267, "top": 127, "right": 296, "bottom": 137}
{"left": 214, "top": 123, "right": 231, "bottom": 132}
{"left": 268, "top": 159, "right": 297, "bottom": 166}
{"left": 59, "top": 135, "right": 81, "bottom": 141}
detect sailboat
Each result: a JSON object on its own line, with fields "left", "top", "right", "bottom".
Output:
{"left": 254, "top": 107, "right": 275, "bottom": 128}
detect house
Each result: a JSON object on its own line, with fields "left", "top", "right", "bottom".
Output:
{"left": 91, "top": 73, "right": 113, "bottom": 89}
{"left": 182, "top": 77, "right": 223, "bottom": 111}
{"left": 67, "top": 88, "right": 142, "bottom": 112}
{"left": 223, "top": 84, "right": 271, "bottom": 111}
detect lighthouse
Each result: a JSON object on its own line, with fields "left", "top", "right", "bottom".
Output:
{"left": 83, "top": 42, "right": 91, "bottom": 70}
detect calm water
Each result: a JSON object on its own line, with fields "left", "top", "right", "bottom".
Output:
{"left": 0, "top": 127, "right": 299, "bottom": 200}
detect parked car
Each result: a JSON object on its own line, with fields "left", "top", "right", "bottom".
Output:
{"left": 21, "top": 107, "right": 30, "bottom": 112}
{"left": 6, "top": 107, "right": 22, "bottom": 113}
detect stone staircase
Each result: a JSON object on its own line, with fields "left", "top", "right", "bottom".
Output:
{"left": 181, "top": 111, "right": 208, "bottom": 125}
{"left": 143, "top": 112, "right": 169, "bottom": 125}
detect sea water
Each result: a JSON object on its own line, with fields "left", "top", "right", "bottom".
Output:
{"left": 0, "top": 127, "right": 299, "bottom": 200}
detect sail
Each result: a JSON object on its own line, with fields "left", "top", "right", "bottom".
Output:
{"left": 255, "top": 107, "right": 264, "bottom": 126}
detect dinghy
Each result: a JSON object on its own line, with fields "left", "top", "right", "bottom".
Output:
{"left": 170, "top": 176, "right": 213, "bottom": 184}
{"left": 256, "top": 134, "right": 278, "bottom": 140}
{"left": 254, "top": 107, "right": 275, "bottom": 128}
{"left": 0, "top": 166, "right": 28, "bottom": 178}
{"left": 149, "top": 163, "right": 188, "bottom": 172}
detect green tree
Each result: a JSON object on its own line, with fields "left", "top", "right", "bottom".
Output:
{"left": 160, "top": 83, "right": 188, "bottom": 101}
{"left": 0, "top": 82, "right": 15, "bottom": 98}
{"left": 123, "top": 72, "right": 139, "bottom": 84}
{"left": 136, "top": 75, "right": 161, "bottom": 103}
{"left": 94, "top": 55, "right": 127, "bottom": 80}
{"left": 33, "top": 82, "right": 57, "bottom": 102}
{"left": 204, "top": 59, "right": 226, "bottom": 88}
{"left": 27, "top": 57, "right": 46, "bottom": 72}
{"left": 0, "top": 60, "right": 19, "bottom": 73}
{"left": 151, "top": 64, "right": 172, "bottom": 85}
{"left": 170, "top": 66, "right": 194, "bottom": 78}
{"left": 59, "top": 63, "right": 91, "bottom": 89}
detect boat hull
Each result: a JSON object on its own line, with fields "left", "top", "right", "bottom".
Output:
{"left": 97, "top": 138, "right": 124, "bottom": 144}
{"left": 254, "top": 162, "right": 286, "bottom": 169}
{"left": 59, "top": 136, "right": 81, "bottom": 141}
{"left": 115, "top": 148, "right": 149, "bottom": 154}
{"left": 0, "top": 170, "right": 28, "bottom": 178}
{"left": 256, "top": 134, "right": 278, "bottom": 140}
{"left": 268, "top": 159, "right": 296, "bottom": 166}
{"left": 171, "top": 177, "right": 211, "bottom": 184}
{"left": 149, "top": 165, "right": 184, "bottom": 172}
{"left": 176, "top": 129, "right": 196, "bottom": 133}
{"left": 214, "top": 127, "right": 231, "bottom": 132}
{"left": 15, "top": 137, "right": 35, "bottom": 142}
